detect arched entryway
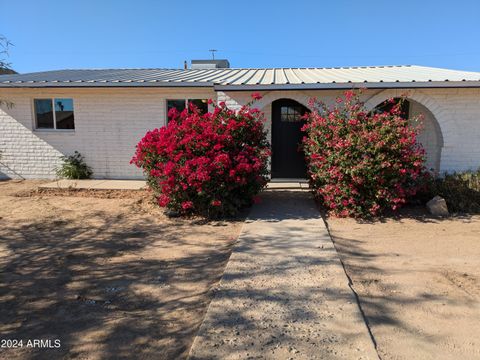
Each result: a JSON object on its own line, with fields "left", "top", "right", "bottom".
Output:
{"left": 373, "top": 98, "right": 444, "bottom": 173}
{"left": 271, "top": 99, "right": 309, "bottom": 179}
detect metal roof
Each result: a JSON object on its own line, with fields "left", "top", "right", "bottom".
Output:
{"left": 1, "top": 65, "right": 479, "bottom": 90}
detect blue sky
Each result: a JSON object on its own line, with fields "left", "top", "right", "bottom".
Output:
{"left": 1, "top": 0, "right": 479, "bottom": 73}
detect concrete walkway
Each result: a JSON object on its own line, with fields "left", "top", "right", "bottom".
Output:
{"left": 40, "top": 179, "right": 305, "bottom": 191}
{"left": 39, "top": 179, "right": 147, "bottom": 190}
{"left": 189, "top": 190, "right": 378, "bottom": 360}
{"left": 266, "top": 179, "right": 309, "bottom": 190}
{"left": 266, "top": 182, "right": 310, "bottom": 190}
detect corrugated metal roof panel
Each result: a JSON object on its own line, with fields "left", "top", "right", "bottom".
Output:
{"left": 0, "top": 65, "right": 479, "bottom": 89}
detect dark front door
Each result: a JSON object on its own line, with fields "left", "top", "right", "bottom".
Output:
{"left": 271, "top": 99, "right": 309, "bottom": 179}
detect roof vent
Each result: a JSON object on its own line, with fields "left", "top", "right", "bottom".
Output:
{"left": 191, "top": 59, "right": 230, "bottom": 69}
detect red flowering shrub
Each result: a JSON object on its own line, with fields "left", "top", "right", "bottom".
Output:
{"left": 302, "top": 90, "right": 427, "bottom": 218}
{"left": 131, "top": 95, "right": 270, "bottom": 218}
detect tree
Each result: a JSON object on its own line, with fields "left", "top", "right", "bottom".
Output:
{"left": 0, "top": 35, "right": 14, "bottom": 108}
{"left": 0, "top": 35, "right": 14, "bottom": 73}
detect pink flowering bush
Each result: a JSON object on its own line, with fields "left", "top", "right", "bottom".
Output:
{"left": 302, "top": 90, "right": 428, "bottom": 218}
{"left": 131, "top": 95, "right": 270, "bottom": 218}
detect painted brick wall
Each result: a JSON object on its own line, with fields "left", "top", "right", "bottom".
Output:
{"left": 1, "top": 87, "right": 479, "bottom": 179}
{"left": 0, "top": 88, "right": 214, "bottom": 179}
{"left": 219, "top": 88, "right": 480, "bottom": 174}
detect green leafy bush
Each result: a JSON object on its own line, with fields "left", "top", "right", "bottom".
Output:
{"left": 428, "top": 170, "right": 480, "bottom": 213}
{"left": 56, "top": 151, "right": 92, "bottom": 179}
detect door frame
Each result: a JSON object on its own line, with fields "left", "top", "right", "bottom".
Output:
{"left": 271, "top": 98, "right": 309, "bottom": 179}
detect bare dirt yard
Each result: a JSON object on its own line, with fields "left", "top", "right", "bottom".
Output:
{"left": 0, "top": 180, "right": 244, "bottom": 360}
{"left": 327, "top": 208, "right": 480, "bottom": 360}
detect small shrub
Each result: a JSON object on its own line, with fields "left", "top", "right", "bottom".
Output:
{"left": 56, "top": 151, "right": 92, "bottom": 179}
{"left": 131, "top": 95, "right": 270, "bottom": 218}
{"left": 428, "top": 170, "right": 480, "bottom": 213}
{"left": 302, "top": 90, "right": 428, "bottom": 218}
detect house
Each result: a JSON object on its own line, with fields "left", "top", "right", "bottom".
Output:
{"left": 1, "top": 61, "right": 479, "bottom": 180}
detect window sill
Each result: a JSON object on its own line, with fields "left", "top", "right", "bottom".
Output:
{"left": 33, "top": 129, "right": 76, "bottom": 133}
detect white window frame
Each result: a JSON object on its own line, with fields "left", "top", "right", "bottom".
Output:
{"left": 33, "top": 97, "right": 75, "bottom": 131}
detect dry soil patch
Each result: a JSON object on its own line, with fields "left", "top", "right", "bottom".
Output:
{"left": 326, "top": 208, "right": 480, "bottom": 360}
{"left": 0, "top": 180, "right": 244, "bottom": 359}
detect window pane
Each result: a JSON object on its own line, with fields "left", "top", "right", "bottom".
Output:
{"left": 188, "top": 99, "right": 208, "bottom": 114}
{"left": 34, "top": 99, "right": 54, "bottom": 129}
{"left": 167, "top": 99, "right": 186, "bottom": 112}
{"left": 167, "top": 99, "right": 186, "bottom": 122}
{"left": 54, "top": 98, "right": 75, "bottom": 129}
{"left": 280, "top": 106, "right": 303, "bottom": 122}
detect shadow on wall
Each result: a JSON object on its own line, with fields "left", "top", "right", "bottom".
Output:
{"left": 0, "top": 103, "right": 67, "bottom": 179}
{"left": 0, "top": 170, "right": 12, "bottom": 180}
{"left": 1, "top": 101, "right": 146, "bottom": 180}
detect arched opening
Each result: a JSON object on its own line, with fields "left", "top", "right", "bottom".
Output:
{"left": 271, "top": 99, "right": 310, "bottom": 179}
{"left": 373, "top": 98, "right": 443, "bottom": 173}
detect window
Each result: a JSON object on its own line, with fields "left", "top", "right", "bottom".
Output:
{"left": 34, "top": 99, "right": 54, "bottom": 129}
{"left": 166, "top": 98, "right": 208, "bottom": 122}
{"left": 34, "top": 98, "right": 75, "bottom": 130}
{"left": 167, "top": 99, "right": 186, "bottom": 114}
{"left": 188, "top": 99, "right": 208, "bottom": 114}
{"left": 280, "top": 105, "right": 304, "bottom": 122}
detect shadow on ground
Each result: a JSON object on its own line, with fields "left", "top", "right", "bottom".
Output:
{"left": 326, "top": 214, "right": 480, "bottom": 359}
{"left": 189, "top": 190, "right": 382, "bottom": 359}
{"left": 0, "top": 192, "right": 243, "bottom": 360}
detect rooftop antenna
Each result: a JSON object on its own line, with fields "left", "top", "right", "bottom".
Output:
{"left": 209, "top": 49, "right": 217, "bottom": 60}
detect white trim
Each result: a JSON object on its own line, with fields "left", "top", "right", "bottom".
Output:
{"left": 32, "top": 129, "right": 75, "bottom": 133}
{"left": 254, "top": 91, "right": 312, "bottom": 111}
{"left": 214, "top": 81, "right": 480, "bottom": 91}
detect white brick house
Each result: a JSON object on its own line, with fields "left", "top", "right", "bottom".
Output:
{"left": 1, "top": 64, "right": 479, "bottom": 179}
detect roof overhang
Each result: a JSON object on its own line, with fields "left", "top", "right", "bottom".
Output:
{"left": 2, "top": 66, "right": 479, "bottom": 90}
{"left": 0, "top": 82, "right": 214, "bottom": 88}
{"left": 1, "top": 81, "right": 480, "bottom": 90}
{"left": 214, "top": 81, "right": 480, "bottom": 91}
